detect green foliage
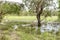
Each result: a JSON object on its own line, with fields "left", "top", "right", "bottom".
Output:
{"left": 40, "top": 32, "right": 56, "bottom": 40}
{"left": 0, "top": 35, "right": 10, "bottom": 40}
{"left": 23, "top": 0, "right": 54, "bottom": 15}
{"left": 58, "top": 0, "right": 60, "bottom": 21}
{"left": 0, "top": 1, "right": 23, "bottom": 15}
{"left": 58, "top": 0, "right": 60, "bottom": 8}
{"left": 0, "top": 1, "right": 24, "bottom": 22}
{"left": 58, "top": 13, "right": 60, "bottom": 21}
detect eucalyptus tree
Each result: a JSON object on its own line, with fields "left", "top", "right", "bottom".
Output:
{"left": 23, "top": 0, "right": 54, "bottom": 27}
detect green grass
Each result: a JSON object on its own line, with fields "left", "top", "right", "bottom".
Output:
{"left": 4, "top": 15, "right": 58, "bottom": 22}
{"left": 0, "top": 15, "right": 59, "bottom": 40}
{"left": 16, "top": 31, "right": 35, "bottom": 40}
{"left": 46, "top": 16, "right": 58, "bottom": 22}
{"left": 0, "top": 30, "right": 57, "bottom": 40}
{"left": 4, "top": 16, "right": 36, "bottom": 21}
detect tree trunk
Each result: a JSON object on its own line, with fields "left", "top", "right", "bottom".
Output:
{"left": 36, "top": 13, "right": 41, "bottom": 27}
{"left": 0, "top": 11, "right": 3, "bottom": 22}
{"left": 36, "top": 9, "right": 43, "bottom": 34}
{"left": 36, "top": 0, "right": 44, "bottom": 27}
{"left": 36, "top": 7, "right": 43, "bottom": 27}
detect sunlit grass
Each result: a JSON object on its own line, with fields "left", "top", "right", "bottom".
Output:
{"left": 46, "top": 16, "right": 58, "bottom": 22}
{"left": 4, "top": 16, "right": 36, "bottom": 21}
{"left": 4, "top": 15, "right": 58, "bottom": 22}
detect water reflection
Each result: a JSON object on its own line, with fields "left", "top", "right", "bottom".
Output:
{"left": 10, "top": 22, "right": 60, "bottom": 33}
{"left": 13, "top": 25, "right": 18, "bottom": 30}
{"left": 41, "top": 22, "right": 60, "bottom": 33}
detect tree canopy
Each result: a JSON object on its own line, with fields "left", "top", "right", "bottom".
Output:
{"left": 23, "top": 0, "right": 54, "bottom": 27}
{"left": 0, "top": 1, "right": 24, "bottom": 15}
{"left": 0, "top": 1, "right": 24, "bottom": 22}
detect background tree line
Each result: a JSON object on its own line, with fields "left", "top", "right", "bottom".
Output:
{"left": 0, "top": 0, "right": 59, "bottom": 27}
